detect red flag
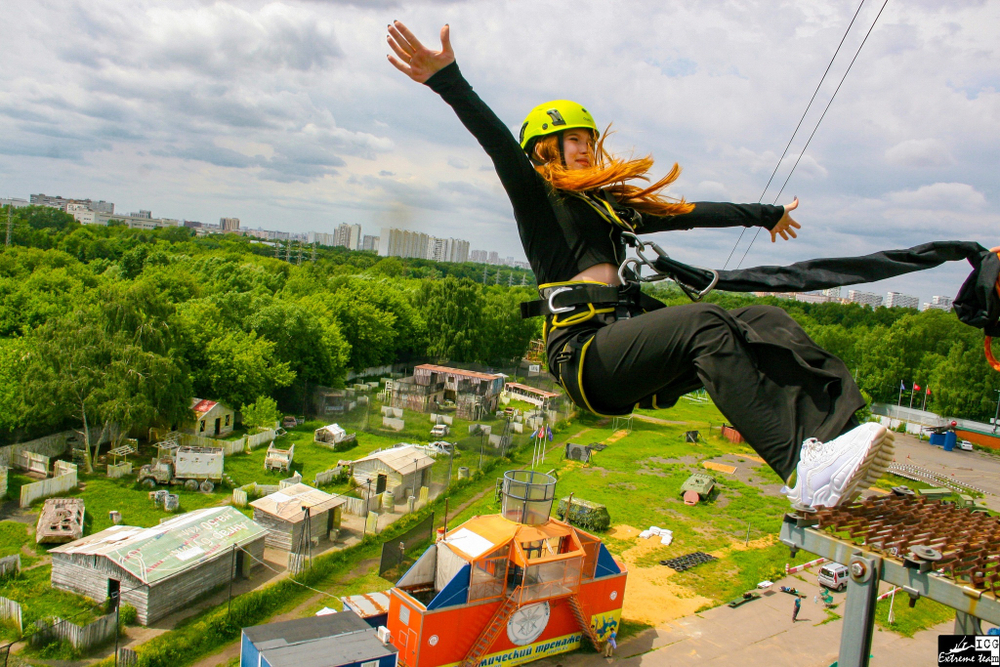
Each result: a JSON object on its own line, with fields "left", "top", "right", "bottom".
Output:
{"left": 914, "top": 384, "right": 921, "bottom": 391}
{"left": 926, "top": 387, "right": 932, "bottom": 395}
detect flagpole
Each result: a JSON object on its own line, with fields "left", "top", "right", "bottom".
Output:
{"left": 922, "top": 389, "right": 928, "bottom": 412}
{"left": 897, "top": 381, "right": 904, "bottom": 407}
{"left": 909, "top": 387, "right": 916, "bottom": 410}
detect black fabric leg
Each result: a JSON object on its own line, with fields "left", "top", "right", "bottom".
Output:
{"left": 577, "top": 303, "right": 865, "bottom": 480}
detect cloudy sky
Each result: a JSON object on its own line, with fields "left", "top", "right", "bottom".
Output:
{"left": 2, "top": 0, "right": 997, "bottom": 302}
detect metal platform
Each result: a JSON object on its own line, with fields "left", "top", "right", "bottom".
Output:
{"left": 780, "top": 495, "right": 1000, "bottom": 667}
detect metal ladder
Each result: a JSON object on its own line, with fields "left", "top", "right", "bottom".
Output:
{"left": 461, "top": 589, "right": 522, "bottom": 667}
{"left": 567, "top": 594, "right": 603, "bottom": 650}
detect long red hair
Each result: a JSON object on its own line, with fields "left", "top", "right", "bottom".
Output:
{"left": 533, "top": 127, "right": 694, "bottom": 217}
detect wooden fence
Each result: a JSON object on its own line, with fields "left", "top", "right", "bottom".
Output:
{"left": 174, "top": 428, "right": 275, "bottom": 455}
{"left": 20, "top": 461, "right": 78, "bottom": 508}
{"left": 107, "top": 462, "right": 132, "bottom": 479}
{"left": 32, "top": 612, "right": 118, "bottom": 651}
{"left": 342, "top": 496, "right": 379, "bottom": 517}
{"left": 0, "top": 555, "right": 20, "bottom": 579}
{"left": 0, "top": 595, "right": 22, "bottom": 635}
{"left": 118, "top": 647, "right": 138, "bottom": 665}
{"left": 0, "top": 426, "right": 113, "bottom": 468}
{"left": 13, "top": 451, "right": 49, "bottom": 476}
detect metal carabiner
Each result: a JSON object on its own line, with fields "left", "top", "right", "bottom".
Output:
{"left": 546, "top": 286, "right": 575, "bottom": 314}
{"left": 677, "top": 270, "right": 720, "bottom": 302}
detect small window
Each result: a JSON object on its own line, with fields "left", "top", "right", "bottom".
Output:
{"left": 199, "top": 420, "right": 206, "bottom": 433}
{"left": 361, "top": 662, "right": 378, "bottom": 667}
{"left": 225, "top": 414, "right": 230, "bottom": 426}
{"left": 398, "top": 604, "right": 410, "bottom": 625}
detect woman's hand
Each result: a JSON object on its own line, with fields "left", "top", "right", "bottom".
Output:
{"left": 770, "top": 197, "right": 802, "bottom": 243}
{"left": 387, "top": 21, "right": 455, "bottom": 83}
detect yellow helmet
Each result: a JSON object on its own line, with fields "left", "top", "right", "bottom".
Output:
{"left": 518, "top": 100, "right": 598, "bottom": 152}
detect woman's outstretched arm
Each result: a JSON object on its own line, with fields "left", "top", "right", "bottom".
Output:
{"left": 639, "top": 198, "right": 801, "bottom": 242}
{"left": 386, "top": 22, "right": 553, "bottom": 234}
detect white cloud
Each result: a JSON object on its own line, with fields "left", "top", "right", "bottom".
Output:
{"left": 0, "top": 0, "right": 997, "bottom": 300}
{"left": 885, "top": 139, "right": 955, "bottom": 168}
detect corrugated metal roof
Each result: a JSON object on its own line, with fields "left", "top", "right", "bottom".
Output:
{"left": 353, "top": 445, "right": 435, "bottom": 474}
{"left": 191, "top": 398, "right": 219, "bottom": 415}
{"left": 415, "top": 364, "right": 504, "bottom": 382}
{"left": 249, "top": 483, "right": 348, "bottom": 522}
{"left": 340, "top": 591, "right": 391, "bottom": 618}
{"left": 504, "top": 382, "right": 560, "bottom": 398}
{"left": 51, "top": 506, "right": 267, "bottom": 585}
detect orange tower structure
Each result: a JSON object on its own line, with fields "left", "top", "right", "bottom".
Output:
{"left": 387, "top": 471, "right": 626, "bottom": 667}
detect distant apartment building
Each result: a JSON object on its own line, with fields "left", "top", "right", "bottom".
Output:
{"left": 513, "top": 261, "right": 531, "bottom": 271}
{"left": 307, "top": 231, "right": 335, "bottom": 246}
{"left": 822, "top": 287, "right": 842, "bottom": 299}
{"left": 220, "top": 217, "right": 240, "bottom": 232}
{"left": 488, "top": 251, "right": 499, "bottom": 265}
{"left": 922, "top": 295, "right": 953, "bottom": 311}
{"left": 361, "top": 234, "right": 379, "bottom": 251}
{"left": 378, "top": 227, "right": 471, "bottom": 263}
{"left": 847, "top": 290, "right": 883, "bottom": 309}
{"left": 333, "top": 223, "right": 361, "bottom": 250}
{"left": 470, "top": 249, "right": 488, "bottom": 263}
{"left": 129, "top": 210, "right": 152, "bottom": 219}
{"left": 885, "top": 291, "right": 919, "bottom": 310}
{"left": 0, "top": 197, "right": 29, "bottom": 209}
{"left": 30, "top": 194, "right": 114, "bottom": 214}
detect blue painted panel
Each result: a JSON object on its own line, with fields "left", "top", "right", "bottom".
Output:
{"left": 240, "top": 632, "right": 259, "bottom": 667}
{"left": 380, "top": 653, "right": 398, "bottom": 667}
{"left": 427, "top": 563, "right": 470, "bottom": 609}
{"left": 595, "top": 544, "right": 621, "bottom": 578}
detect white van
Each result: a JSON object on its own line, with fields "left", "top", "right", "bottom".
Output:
{"left": 818, "top": 563, "right": 850, "bottom": 591}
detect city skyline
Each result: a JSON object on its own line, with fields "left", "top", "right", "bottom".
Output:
{"left": 1, "top": 2, "right": 996, "bottom": 305}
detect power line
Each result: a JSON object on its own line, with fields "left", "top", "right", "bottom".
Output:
{"left": 734, "top": 0, "right": 890, "bottom": 270}
{"left": 722, "top": 0, "right": 870, "bottom": 271}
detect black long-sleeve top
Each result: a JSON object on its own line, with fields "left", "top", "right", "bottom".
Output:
{"left": 425, "top": 62, "right": 784, "bottom": 286}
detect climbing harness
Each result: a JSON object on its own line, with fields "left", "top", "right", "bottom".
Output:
{"left": 617, "top": 232, "right": 719, "bottom": 302}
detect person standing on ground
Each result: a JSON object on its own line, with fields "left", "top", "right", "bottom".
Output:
{"left": 604, "top": 628, "right": 617, "bottom": 657}
{"left": 793, "top": 595, "right": 802, "bottom": 622}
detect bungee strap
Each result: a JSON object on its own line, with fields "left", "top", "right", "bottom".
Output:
{"left": 987, "top": 262, "right": 1000, "bottom": 373}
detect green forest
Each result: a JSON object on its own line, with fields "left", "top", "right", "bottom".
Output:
{"left": 1, "top": 205, "right": 997, "bottom": 450}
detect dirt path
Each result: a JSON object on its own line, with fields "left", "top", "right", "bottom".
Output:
{"left": 190, "top": 485, "right": 497, "bottom": 667}
{"left": 633, "top": 414, "right": 687, "bottom": 426}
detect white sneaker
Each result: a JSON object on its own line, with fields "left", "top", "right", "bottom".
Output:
{"left": 782, "top": 423, "right": 895, "bottom": 508}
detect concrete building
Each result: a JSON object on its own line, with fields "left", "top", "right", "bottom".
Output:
{"left": 334, "top": 223, "right": 362, "bottom": 250}
{"left": 0, "top": 198, "right": 30, "bottom": 209}
{"left": 361, "top": 235, "right": 379, "bottom": 251}
{"left": 847, "top": 290, "right": 883, "bottom": 309}
{"left": 129, "top": 210, "right": 152, "bottom": 219}
{"left": 51, "top": 506, "right": 267, "bottom": 625}
{"left": 470, "top": 250, "right": 488, "bottom": 263}
{"left": 380, "top": 227, "right": 430, "bottom": 259}
{"left": 351, "top": 445, "right": 435, "bottom": 500}
{"left": 221, "top": 217, "right": 241, "bottom": 232}
{"left": 250, "top": 483, "right": 347, "bottom": 552}
{"left": 30, "top": 194, "right": 114, "bottom": 213}
{"left": 240, "top": 610, "right": 397, "bottom": 667}
{"left": 822, "top": 287, "right": 842, "bottom": 299}
{"left": 923, "top": 295, "right": 954, "bottom": 311}
{"left": 308, "top": 231, "right": 336, "bottom": 246}
{"left": 185, "top": 398, "right": 235, "bottom": 438}
{"left": 885, "top": 291, "right": 919, "bottom": 310}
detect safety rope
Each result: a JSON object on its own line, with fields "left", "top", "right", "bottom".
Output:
{"left": 723, "top": 0, "right": 869, "bottom": 270}
{"left": 732, "top": 0, "right": 891, "bottom": 270}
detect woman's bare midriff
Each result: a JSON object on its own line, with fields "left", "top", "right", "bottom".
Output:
{"left": 571, "top": 262, "right": 622, "bottom": 286}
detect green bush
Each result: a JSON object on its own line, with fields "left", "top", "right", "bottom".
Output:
{"left": 119, "top": 604, "right": 138, "bottom": 626}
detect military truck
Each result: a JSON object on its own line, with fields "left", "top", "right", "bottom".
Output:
{"left": 138, "top": 446, "right": 224, "bottom": 493}
{"left": 680, "top": 473, "right": 716, "bottom": 505}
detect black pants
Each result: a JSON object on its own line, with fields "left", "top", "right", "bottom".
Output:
{"left": 550, "top": 303, "right": 865, "bottom": 481}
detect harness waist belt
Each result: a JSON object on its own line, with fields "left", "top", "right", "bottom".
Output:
{"left": 521, "top": 283, "right": 665, "bottom": 319}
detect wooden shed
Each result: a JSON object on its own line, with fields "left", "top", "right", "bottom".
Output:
{"left": 250, "top": 483, "right": 347, "bottom": 552}
{"left": 351, "top": 445, "right": 435, "bottom": 499}
{"left": 391, "top": 365, "right": 505, "bottom": 419}
{"left": 50, "top": 506, "right": 267, "bottom": 625}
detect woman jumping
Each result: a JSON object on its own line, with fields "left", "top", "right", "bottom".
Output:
{"left": 386, "top": 21, "right": 1000, "bottom": 509}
